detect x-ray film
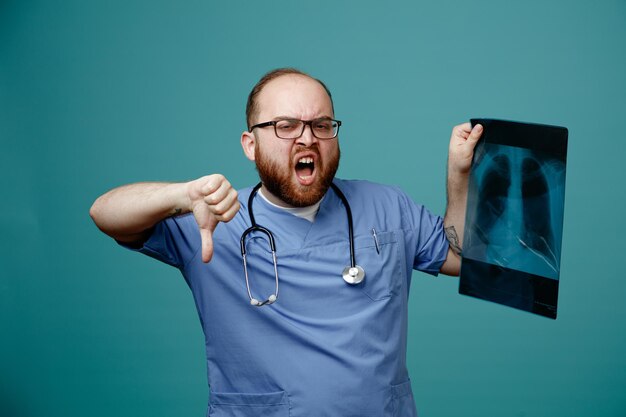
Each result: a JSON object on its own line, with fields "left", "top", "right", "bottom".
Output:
{"left": 459, "top": 119, "right": 568, "bottom": 319}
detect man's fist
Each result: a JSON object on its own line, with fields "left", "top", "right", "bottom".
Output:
{"left": 448, "top": 123, "right": 483, "bottom": 176}
{"left": 186, "top": 174, "right": 240, "bottom": 263}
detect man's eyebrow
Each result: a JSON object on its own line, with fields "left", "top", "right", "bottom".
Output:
{"left": 271, "top": 115, "right": 334, "bottom": 121}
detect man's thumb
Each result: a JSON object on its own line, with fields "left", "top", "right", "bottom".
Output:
{"left": 200, "top": 227, "right": 213, "bottom": 263}
{"left": 200, "top": 216, "right": 218, "bottom": 263}
{"left": 467, "top": 124, "right": 483, "bottom": 144}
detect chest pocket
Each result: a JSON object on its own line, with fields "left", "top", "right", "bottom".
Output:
{"left": 353, "top": 230, "right": 406, "bottom": 301}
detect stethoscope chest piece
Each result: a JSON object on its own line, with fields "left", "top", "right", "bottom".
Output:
{"left": 342, "top": 265, "right": 365, "bottom": 285}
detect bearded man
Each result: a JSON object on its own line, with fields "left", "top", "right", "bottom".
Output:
{"left": 90, "top": 67, "right": 482, "bottom": 416}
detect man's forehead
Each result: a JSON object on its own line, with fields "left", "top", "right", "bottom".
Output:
{"left": 256, "top": 74, "right": 333, "bottom": 118}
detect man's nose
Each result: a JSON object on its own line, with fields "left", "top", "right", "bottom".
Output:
{"left": 295, "top": 123, "right": 318, "bottom": 147}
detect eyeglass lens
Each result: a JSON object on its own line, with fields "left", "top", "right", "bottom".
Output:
{"left": 275, "top": 119, "right": 339, "bottom": 139}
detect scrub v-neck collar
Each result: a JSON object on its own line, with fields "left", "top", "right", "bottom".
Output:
{"left": 250, "top": 182, "right": 344, "bottom": 251}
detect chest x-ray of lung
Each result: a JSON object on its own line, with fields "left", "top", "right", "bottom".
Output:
{"left": 460, "top": 119, "right": 568, "bottom": 319}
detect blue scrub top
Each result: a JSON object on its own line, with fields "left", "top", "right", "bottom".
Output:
{"left": 129, "top": 179, "right": 449, "bottom": 417}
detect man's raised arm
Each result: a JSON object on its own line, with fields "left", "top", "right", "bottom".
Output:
{"left": 89, "top": 174, "right": 239, "bottom": 263}
{"left": 440, "top": 123, "right": 483, "bottom": 276}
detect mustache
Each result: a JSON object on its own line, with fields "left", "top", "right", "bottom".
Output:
{"left": 292, "top": 143, "right": 321, "bottom": 157}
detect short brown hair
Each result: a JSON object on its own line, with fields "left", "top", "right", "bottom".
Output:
{"left": 246, "top": 68, "right": 334, "bottom": 129}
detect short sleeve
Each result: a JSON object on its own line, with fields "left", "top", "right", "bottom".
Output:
{"left": 118, "top": 213, "right": 201, "bottom": 269}
{"left": 398, "top": 190, "right": 449, "bottom": 275}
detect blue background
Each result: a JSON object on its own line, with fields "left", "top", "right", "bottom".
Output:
{"left": 1, "top": 1, "right": 625, "bottom": 416}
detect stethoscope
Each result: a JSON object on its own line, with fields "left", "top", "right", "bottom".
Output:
{"left": 240, "top": 182, "right": 365, "bottom": 306}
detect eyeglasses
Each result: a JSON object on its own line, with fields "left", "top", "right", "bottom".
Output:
{"left": 249, "top": 118, "right": 342, "bottom": 140}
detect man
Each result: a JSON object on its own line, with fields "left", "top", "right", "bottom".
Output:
{"left": 90, "top": 68, "right": 482, "bottom": 416}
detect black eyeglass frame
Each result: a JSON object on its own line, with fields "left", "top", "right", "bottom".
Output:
{"left": 248, "top": 118, "right": 342, "bottom": 140}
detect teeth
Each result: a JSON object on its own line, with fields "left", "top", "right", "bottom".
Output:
{"left": 298, "top": 157, "right": 314, "bottom": 164}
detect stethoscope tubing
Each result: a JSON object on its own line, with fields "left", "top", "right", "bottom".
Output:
{"left": 329, "top": 183, "right": 357, "bottom": 270}
{"left": 240, "top": 181, "right": 359, "bottom": 306}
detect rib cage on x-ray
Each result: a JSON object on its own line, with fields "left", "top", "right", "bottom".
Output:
{"left": 464, "top": 144, "right": 565, "bottom": 280}
{"left": 459, "top": 119, "right": 568, "bottom": 319}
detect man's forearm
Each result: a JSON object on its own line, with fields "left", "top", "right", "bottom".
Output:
{"left": 442, "top": 122, "right": 482, "bottom": 270}
{"left": 444, "top": 171, "right": 470, "bottom": 256}
{"left": 89, "top": 182, "right": 190, "bottom": 242}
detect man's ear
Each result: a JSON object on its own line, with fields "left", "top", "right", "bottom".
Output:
{"left": 241, "top": 131, "right": 256, "bottom": 161}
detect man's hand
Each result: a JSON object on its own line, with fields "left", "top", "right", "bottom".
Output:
{"left": 448, "top": 122, "right": 483, "bottom": 175}
{"left": 186, "top": 174, "right": 240, "bottom": 263}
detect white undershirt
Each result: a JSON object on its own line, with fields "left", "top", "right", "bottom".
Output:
{"left": 258, "top": 187, "right": 322, "bottom": 222}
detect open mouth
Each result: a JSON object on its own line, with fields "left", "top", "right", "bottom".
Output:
{"left": 295, "top": 156, "right": 315, "bottom": 183}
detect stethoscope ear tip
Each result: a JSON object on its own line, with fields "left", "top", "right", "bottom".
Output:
{"left": 250, "top": 295, "right": 277, "bottom": 307}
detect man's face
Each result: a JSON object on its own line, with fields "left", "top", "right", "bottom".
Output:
{"left": 249, "top": 75, "right": 340, "bottom": 207}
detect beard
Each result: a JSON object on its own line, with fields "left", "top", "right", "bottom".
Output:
{"left": 255, "top": 142, "right": 340, "bottom": 207}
